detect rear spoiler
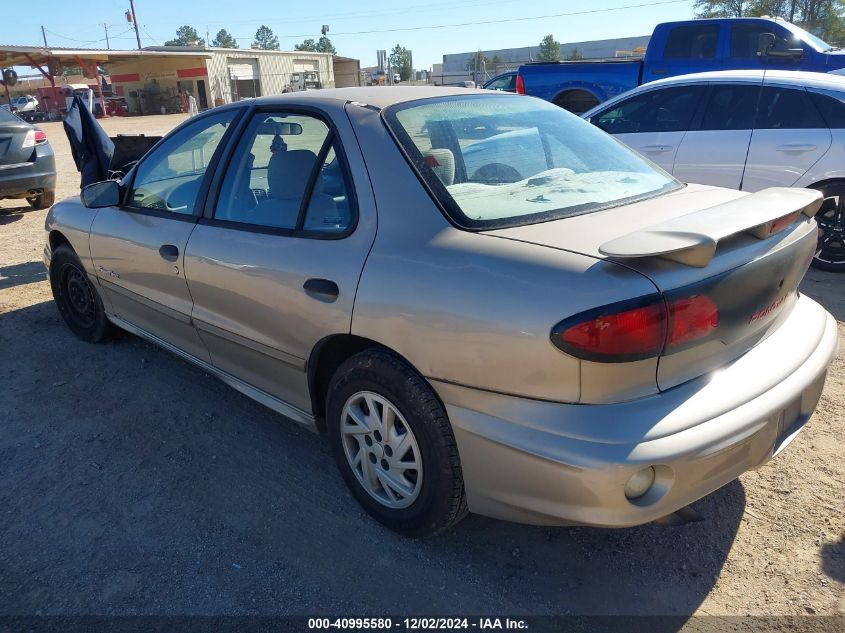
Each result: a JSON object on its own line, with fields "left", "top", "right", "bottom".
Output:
{"left": 598, "top": 187, "right": 822, "bottom": 267}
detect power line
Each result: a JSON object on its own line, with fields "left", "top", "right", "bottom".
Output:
{"left": 227, "top": 0, "right": 690, "bottom": 39}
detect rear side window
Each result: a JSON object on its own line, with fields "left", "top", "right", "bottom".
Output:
{"left": 755, "top": 87, "right": 824, "bottom": 129}
{"left": 808, "top": 91, "right": 845, "bottom": 128}
{"left": 664, "top": 24, "right": 720, "bottom": 59}
{"left": 700, "top": 84, "right": 760, "bottom": 130}
{"left": 593, "top": 86, "right": 705, "bottom": 134}
{"left": 0, "top": 107, "right": 20, "bottom": 124}
{"left": 731, "top": 25, "right": 798, "bottom": 58}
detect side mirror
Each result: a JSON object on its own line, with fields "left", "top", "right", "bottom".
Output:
{"left": 757, "top": 32, "right": 804, "bottom": 59}
{"left": 81, "top": 180, "right": 121, "bottom": 208}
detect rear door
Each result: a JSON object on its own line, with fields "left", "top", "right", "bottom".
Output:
{"left": 0, "top": 109, "right": 33, "bottom": 168}
{"left": 741, "top": 84, "right": 831, "bottom": 192}
{"left": 590, "top": 84, "right": 706, "bottom": 173}
{"left": 89, "top": 108, "right": 240, "bottom": 361}
{"left": 673, "top": 81, "right": 761, "bottom": 189}
{"left": 183, "top": 107, "right": 376, "bottom": 414}
{"left": 644, "top": 22, "right": 722, "bottom": 82}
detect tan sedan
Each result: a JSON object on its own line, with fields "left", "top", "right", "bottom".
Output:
{"left": 44, "top": 88, "right": 837, "bottom": 536}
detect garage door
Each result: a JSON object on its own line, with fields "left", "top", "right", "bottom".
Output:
{"left": 228, "top": 59, "right": 259, "bottom": 80}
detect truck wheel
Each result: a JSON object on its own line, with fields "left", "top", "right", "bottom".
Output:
{"left": 27, "top": 190, "right": 55, "bottom": 210}
{"left": 808, "top": 182, "right": 845, "bottom": 272}
{"left": 554, "top": 90, "right": 600, "bottom": 115}
{"left": 326, "top": 349, "right": 467, "bottom": 537}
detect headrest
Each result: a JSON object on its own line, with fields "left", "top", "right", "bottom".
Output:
{"left": 268, "top": 149, "right": 317, "bottom": 200}
{"left": 423, "top": 148, "right": 455, "bottom": 186}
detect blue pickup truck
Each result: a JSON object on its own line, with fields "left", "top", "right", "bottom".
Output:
{"left": 516, "top": 17, "right": 845, "bottom": 113}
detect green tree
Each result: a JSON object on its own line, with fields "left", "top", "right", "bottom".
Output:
{"left": 389, "top": 44, "right": 412, "bottom": 80}
{"left": 294, "top": 38, "right": 318, "bottom": 51}
{"left": 694, "top": 0, "right": 845, "bottom": 46}
{"left": 211, "top": 29, "right": 237, "bottom": 48}
{"left": 164, "top": 25, "right": 205, "bottom": 47}
{"left": 253, "top": 25, "right": 280, "bottom": 50}
{"left": 315, "top": 36, "right": 337, "bottom": 54}
{"left": 537, "top": 34, "right": 561, "bottom": 62}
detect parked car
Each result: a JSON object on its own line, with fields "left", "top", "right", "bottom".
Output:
{"left": 517, "top": 17, "right": 845, "bottom": 113}
{"left": 583, "top": 69, "right": 845, "bottom": 271}
{"left": 482, "top": 71, "right": 517, "bottom": 92}
{"left": 44, "top": 88, "right": 837, "bottom": 536}
{"left": 0, "top": 107, "right": 56, "bottom": 209}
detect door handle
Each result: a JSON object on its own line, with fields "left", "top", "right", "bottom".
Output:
{"left": 641, "top": 145, "right": 673, "bottom": 153}
{"left": 303, "top": 278, "right": 339, "bottom": 302}
{"left": 776, "top": 144, "right": 817, "bottom": 153}
{"left": 158, "top": 244, "right": 179, "bottom": 262}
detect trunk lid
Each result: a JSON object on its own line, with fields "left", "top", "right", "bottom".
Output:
{"left": 485, "top": 184, "right": 821, "bottom": 391}
{"left": 0, "top": 114, "right": 34, "bottom": 167}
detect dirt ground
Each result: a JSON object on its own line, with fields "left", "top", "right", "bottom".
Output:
{"left": 0, "top": 115, "right": 843, "bottom": 619}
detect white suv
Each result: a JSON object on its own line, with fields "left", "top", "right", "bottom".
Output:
{"left": 584, "top": 70, "right": 845, "bottom": 271}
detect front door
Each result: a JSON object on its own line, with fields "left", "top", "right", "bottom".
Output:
{"left": 590, "top": 84, "right": 707, "bottom": 173}
{"left": 89, "top": 108, "right": 240, "bottom": 360}
{"left": 184, "top": 109, "right": 376, "bottom": 414}
{"left": 741, "top": 85, "right": 831, "bottom": 192}
{"left": 673, "top": 81, "right": 761, "bottom": 189}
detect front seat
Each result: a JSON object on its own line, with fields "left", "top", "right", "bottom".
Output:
{"left": 252, "top": 149, "right": 335, "bottom": 229}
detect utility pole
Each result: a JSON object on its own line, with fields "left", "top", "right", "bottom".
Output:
{"left": 41, "top": 25, "right": 48, "bottom": 47}
{"left": 102, "top": 23, "right": 111, "bottom": 49}
{"left": 128, "top": 0, "right": 142, "bottom": 49}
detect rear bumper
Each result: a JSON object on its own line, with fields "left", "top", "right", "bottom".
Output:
{"left": 433, "top": 294, "right": 838, "bottom": 527}
{"left": 0, "top": 147, "right": 56, "bottom": 198}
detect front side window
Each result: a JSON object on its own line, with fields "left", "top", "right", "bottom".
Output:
{"left": 700, "top": 84, "right": 760, "bottom": 130}
{"left": 755, "top": 86, "right": 824, "bottom": 129}
{"left": 593, "top": 85, "right": 705, "bottom": 134}
{"left": 214, "top": 112, "right": 354, "bottom": 234}
{"left": 664, "top": 24, "right": 720, "bottom": 59}
{"left": 731, "top": 25, "right": 798, "bottom": 58}
{"left": 384, "top": 94, "right": 679, "bottom": 229}
{"left": 128, "top": 109, "right": 238, "bottom": 215}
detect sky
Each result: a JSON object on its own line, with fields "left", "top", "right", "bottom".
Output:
{"left": 1, "top": 0, "right": 697, "bottom": 70}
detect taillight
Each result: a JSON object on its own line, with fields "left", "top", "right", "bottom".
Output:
{"left": 22, "top": 129, "right": 47, "bottom": 149}
{"left": 552, "top": 294, "right": 720, "bottom": 362}
{"left": 515, "top": 73, "right": 525, "bottom": 95}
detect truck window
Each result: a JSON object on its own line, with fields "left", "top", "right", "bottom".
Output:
{"left": 808, "top": 91, "right": 845, "bottom": 128}
{"left": 731, "top": 25, "right": 798, "bottom": 57}
{"left": 700, "top": 84, "right": 760, "bottom": 130}
{"left": 593, "top": 85, "right": 705, "bottom": 134}
{"left": 664, "top": 24, "right": 719, "bottom": 59}
{"left": 755, "top": 86, "right": 824, "bottom": 129}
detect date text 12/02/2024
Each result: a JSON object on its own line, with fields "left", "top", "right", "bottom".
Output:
{"left": 307, "top": 618, "right": 529, "bottom": 630}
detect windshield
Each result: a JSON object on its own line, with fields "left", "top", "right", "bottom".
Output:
{"left": 783, "top": 22, "right": 832, "bottom": 51}
{"left": 383, "top": 94, "right": 679, "bottom": 229}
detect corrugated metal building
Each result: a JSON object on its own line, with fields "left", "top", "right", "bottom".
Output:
{"left": 106, "top": 47, "right": 359, "bottom": 114}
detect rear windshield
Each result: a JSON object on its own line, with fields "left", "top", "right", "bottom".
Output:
{"left": 383, "top": 94, "right": 679, "bottom": 230}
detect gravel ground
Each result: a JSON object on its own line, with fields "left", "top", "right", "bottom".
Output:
{"left": 0, "top": 115, "right": 843, "bottom": 618}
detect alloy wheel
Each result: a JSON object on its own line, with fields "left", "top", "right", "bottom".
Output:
{"left": 815, "top": 193, "right": 845, "bottom": 268}
{"left": 340, "top": 391, "right": 423, "bottom": 509}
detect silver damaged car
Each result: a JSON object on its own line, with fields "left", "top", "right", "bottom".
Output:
{"left": 44, "top": 88, "right": 838, "bottom": 536}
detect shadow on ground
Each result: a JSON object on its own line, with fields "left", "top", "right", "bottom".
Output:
{"left": 0, "top": 261, "right": 47, "bottom": 290}
{"left": 0, "top": 301, "right": 745, "bottom": 619}
{"left": 0, "top": 204, "right": 37, "bottom": 226}
{"left": 801, "top": 268, "right": 845, "bottom": 322}
{"left": 821, "top": 534, "right": 845, "bottom": 583}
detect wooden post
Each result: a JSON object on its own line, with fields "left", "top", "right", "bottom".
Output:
{"left": 74, "top": 55, "right": 107, "bottom": 117}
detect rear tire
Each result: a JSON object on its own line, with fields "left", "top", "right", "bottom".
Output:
{"left": 553, "top": 89, "right": 600, "bottom": 115}
{"left": 49, "top": 244, "right": 117, "bottom": 343}
{"left": 326, "top": 349, "right": 467, "bottom": 537}
{"left": 808, "top": 181, "right": 845, "bottom": 272}
{"left": 27, "top": 189, "right": 55, "bottom": 210}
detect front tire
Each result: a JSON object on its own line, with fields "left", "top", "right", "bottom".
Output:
{"left": 326, "top": 350, "right": 467, "bottom": 537}
{"left": 49, "top": 244, "right": 116, "bottom": 343}
{"left": 808, "top": 182, "right": 845, "bottom": 272}
{"left": 27, "top": 189, "right": 55, "bottom": 210}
